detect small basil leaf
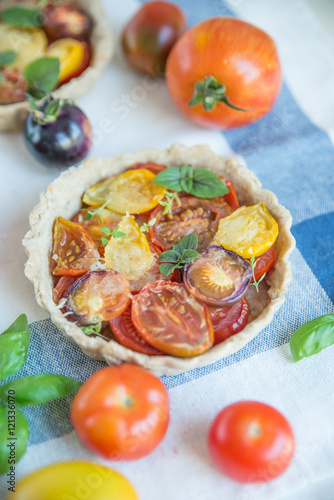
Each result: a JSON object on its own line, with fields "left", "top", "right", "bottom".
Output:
{"left": 158, "top": 250, "right": 180, "bottom": 263}
{"left": 0, "top": 316, "right": 29, "bottom": 381}
{"left": 159, "top": 263, "right": 177, "bottom": 277}
{"left": 1, "top": 7, "right": 42, "bottom": 28}
{"left": 0, "top": 374, "right": 82, "bottom": 407}
{"left": 173, "top": 233, "right": 198, "bottom": 254}
{"left": 180, "top": 164, "right": 193, "bottom": 193}
{"left": 290, "top": 314, "right": 334, "bottom": 362}
{"left": 0, "top": 404, "right": 30, "bottom": 475}
{"left": 191, "top": 169, "right": 230, "bottom": 198}
{"left": 181, "top": 249, "right": 200, "bottom": 263}
{"left": 152, "top": 167, "right": 182, "bottom": 191}
{"left": 0, "top": 51, "right": 17, "bottom": 67}
{"left": 24, "top": 57, "right": 60, "bottom": 98}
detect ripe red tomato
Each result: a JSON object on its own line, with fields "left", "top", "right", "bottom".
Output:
{"left": 166, "top": 18, "right": 282, "bottom": 129}
{"left": 216, "top": 176, "right": 239, "bottom": 211}
{"left": 208, "top": 401, "right": 295, "bottom": 483}
{"left": 122, "top": 1, "right": 186, "bottom": 76}
{"left": 71, "top": 364, "right": 170, "bottom": 461}
{"left": 250, "top": 247, "right": 276, "bottom": 282}
{"left": 209, "top": 298, "right": 249, "bottom": 345}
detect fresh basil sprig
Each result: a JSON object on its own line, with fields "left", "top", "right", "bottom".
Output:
{"left": 152, "top": 164, "right": 229, "bottom": 199}
{"left": 290, "top": 314, "right": 334, "bottom": 362}
{"left": 0, "top": 315, "right": 82, "bottom": 475}
{"left": 24, "top": 57, "right": 60, "bottom": 98}
{"left": 101, "top": 225, "right": 126, "bottom": 246}
{"left": 158, "top": 233, "right": 200, "bottom": 276}
{"left": 1, "top": 7, "right": 42, "bottom": 28}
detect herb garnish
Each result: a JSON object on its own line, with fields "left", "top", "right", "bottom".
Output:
{"left": 81, "top": 199, "right": 112, "bottom": 225}
{"left": 101, "top": 225, "right": 126, "bottom": 246}
{"left": 24, "top": 57, "right": 60, "bottom": 98}
{"left": 153, "top": 164, "right": 229, "bottom": 199}
{"left": 1, "top": 6, "right": 43, "bottom": 28}
{"left": 0, "top": 314, "right": 82, "bottom": 475}
{"left": 290, "top": 314, "right": 334, "bottom": 362}
{"left": 140, "top": 218, "right": 156, "bottom": 233}
{"left": 80, "top": 321, "right": 109, "bottom": 341}
{"left": 249, "top": 255, "right": 266, "bottom": 293}
{"left": 158, "top": 233, "right": 200, "bottom": 276}
{"left": 158, "top": 191, "right": 181, "bottom": 215}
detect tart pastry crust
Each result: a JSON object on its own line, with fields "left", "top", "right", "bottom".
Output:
{"left": 0, "top": 0, "right": 114, "bottom": 132}
{"left": 23, "top": 144, "right": 295, "bottom": 375}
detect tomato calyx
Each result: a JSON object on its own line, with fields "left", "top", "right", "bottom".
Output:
{"left": 189, "top": 75, "right": 252, "bottom": 113}
{"left": 27, "top": 91, "right": 73, "bottom": 125}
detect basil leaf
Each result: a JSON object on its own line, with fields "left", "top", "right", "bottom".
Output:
{"left": 290, "top": 314, "right": 334, "bottom": 362}
{"left": 1, "top": 7, "right": 42, "bottom": 28}
{"left": 0, "top": 404, "right": 30, "bottom": 475}
{"left": 191, "top": 169, "right": 230, "bottom": 198}
{"left": 0, "top": 315, "right": 29, "bottom": 381}
{"left": 158, "top": 250, "right": 180, "bottom": 263}
{"left": 159, "top": 263, "right": 177, "bottom": 277}
{"left": 0, "top": 51, "right": 17, "bottom": 67}
{"left": 24, "top": 57, "right": 60, "bottom": 98}
{"left": 173, "top": 233, "right": 198, "bottom": 254}
{"left": 181, "top": 249, "right": 200, "bottom": 263}
{"left": 152, "top": 167, "right": 182, "bottom": 191}
{"left": 179, "top": 164, "right": 193, "bottom": 193}
{"left": 0, "top": 374, "right": 82, "bottom": 407}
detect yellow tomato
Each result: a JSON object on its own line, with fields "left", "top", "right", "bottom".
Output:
{"left": 6, "top": 461, "right": 138, "bottom": 500}
{"left": 213, "top": 202, "right": 278, "bottom": 258}
{"left": 46, "top": 37, "right": 85, "bottom": 83}
{"left": 83, "top": 169, "right": 166, "bottom": 214}
{"left": 0, "top": 24, "right": 47, "bottom": 70}
{"left": 105, "top": 214, "right": 154, "bottom": 279}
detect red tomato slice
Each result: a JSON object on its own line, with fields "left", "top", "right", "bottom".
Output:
{"left": 110, "top": 305, "right": 164, "bottom": 356}
{"left": 129, "top": 162, "right": 167, "bottom": 175}
{"left": 148, "top": 196, "right": 232, "bottom": 252}
{"left": 51, "top": 217, "right": 100, "bottom": 276}
{"left": 216, "top": 176, "right": 239, "bottom": 211}
{"left": 131, "top": 281, "right": 214, "bottom": 357}
{"left": 66, "top": 270, "right": 131, "bottom": 324}
{"left": 209, "top": 298, "right": 249, "bottom": 345}
{"left": 250, "top": 247, "right": 276, "bottom": 282}
{"left": 53, "top": 276, "right": 77, "bottom": 305}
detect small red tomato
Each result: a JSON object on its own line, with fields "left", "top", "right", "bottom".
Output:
{"left": 250, "top": 247, "right": 276, "bottom": 282}
{"left": 166, "top": 18, "right": 282, "bottom": 129}
{"left": 122, "top": 0, "right": 186, "bottom": 76}
{"left": 71, "top": 364, "right": 170, "bottom": 461}
{"left": 208, "top": 401, "right": 295, "bottom": 483}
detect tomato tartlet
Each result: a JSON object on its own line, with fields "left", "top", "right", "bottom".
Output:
{"left": 23, "top": 145, "right": 295, "bottom": 375}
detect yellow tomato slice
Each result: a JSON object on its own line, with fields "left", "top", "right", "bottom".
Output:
{"left": 0, "top": 24, "right": 47, "bottom": 70}
{"left": 83, "top": 169, "right": 166, "bottom": 214}
{"left": 105, "top": 215, "right": 154, "bottom": 279}
{"left": 213, "top": 202, "right": 278, "bottom": 258}
{"left": 46, "top": 37, "right": 84, "bottom": 83}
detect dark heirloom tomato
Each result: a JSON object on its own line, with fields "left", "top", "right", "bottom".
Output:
{"left": 42, "top": 4, "right": 93, "bottom": 42}
{"left": 209, "top": 298, "right": 249, "bottom": 345}
{"left": 66, "top": 270, "right": 131, "bottom": 324}
{"left": 0, "top": 68, "right": 27, "bottom": 105}
{"left": 122, "top": 1, "right": 186, "bottom": 76}
{"left": 51, "top": 217, "right": 100, "bottom": 276}
{"left": 166, "top": 17, "right": 282, "bottom": 129}
{"left": 250, "top": 247, "right": 276, "bottom": 282}
{"left": 129, "top": 162, "right": 167, "bottom": 175}
{"left": 132, "top": 281, "right": 214, "bottom": 357}
{"left": 110, "top": 305, "right": 163, "bottom": 356}
{"left": 149, "top": 196, "right": 232, "bottom": 252}
{"left": 184, "top": 246, "right": 252, "bottom": 307}
{"left": 72, "top": 207, "right": 122, "bottom": 256}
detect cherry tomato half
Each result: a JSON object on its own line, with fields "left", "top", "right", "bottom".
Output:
{"left": 52, "top": 275, "right": 77, "bottom": 305}
{"left": 47, "top": 38, "right": 89, "bottom": 84}
{"left": 166, "top": 18, "right": 282, "bottom": 129}
{"left": 122, "top": 0, "right": 186, "bottom": 76}
{"left": 7, "top": 461, "right": 138, "bottom": 500}
{"left": 65, "top": 270, "right": 130, "bottom": 324}
{"left": 149, "top": 196, "right": 232, "bottom": 252}
{"left": 71, "top": 364, "right": 170, "bottom": 460}
{"left": 132, "top": 281, "right": 214, "bottom": 357}
{"left": 208, "top": 401, "right": 295, "bottom": 483}
{"left": 184, "top": 246, "right": 252, "bottom": 308}
{"left": 42, "top": 4, "right": 93, "bottom": 42}
{"left": 209, "top": 298, "right": 249, "bottom": 345}
{"left": 217, "top": 176, "right": 239, "bottom": 211}
{"left": 250, "top": 247, "right": 276, "bottom": 282}
{"left": 110, "top": 305, "right": 163, "bottom": 356}
{"left": 51, "top": 217, "right": 100, "bottom": 276}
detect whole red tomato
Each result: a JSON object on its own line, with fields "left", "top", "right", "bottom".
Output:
{"left": 122, "top": 0, "right": 186, "bottom": 75}
{"left": 208, "top": 401, "right": 295, "bottom": 483}
{"left": 71, "top": 364, "right": 170, "bottom": 461}
{"left": 166, "top": 18, "right": 282, "bottom": 129}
